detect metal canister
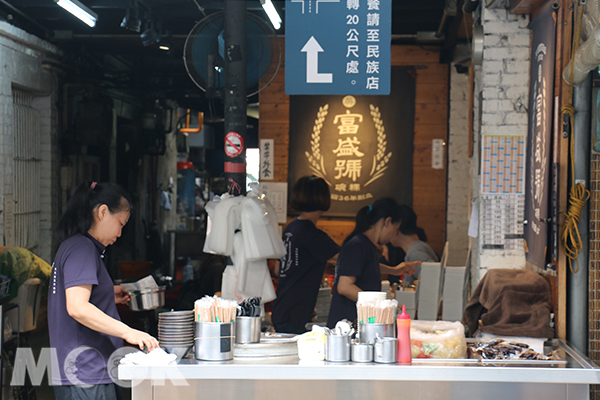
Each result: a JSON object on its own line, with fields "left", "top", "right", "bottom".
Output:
{"left": 358, "top": 323, "right": 395, "bottom": 344}
{"left": 235, "top": 316, "right": 261, "bottom": 344}
{"left": 326, "top": 335, "right": 351, "bottom": 362}
{"left": 373, "top": 336, "right": 397, "bottom": 363}
{"left": 194, "top": 322, "right": 234, "bottom": 361}
{"left": 351, "top": 341, "right": 373, "bottom": 363}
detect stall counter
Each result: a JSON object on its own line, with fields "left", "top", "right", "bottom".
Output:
{"left": 118, "top": 339, "right": 600, "bottom": 400}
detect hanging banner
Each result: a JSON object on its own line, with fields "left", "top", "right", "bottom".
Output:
{"left": 524, "top": 7, "right": 556, "bottom": 270}
{"left": 288, "top": 66, "right": 415, "bottom": 216}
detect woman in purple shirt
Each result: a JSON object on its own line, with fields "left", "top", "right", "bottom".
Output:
{"left": 48, "top": 181, "right": 158, "bottom": 400}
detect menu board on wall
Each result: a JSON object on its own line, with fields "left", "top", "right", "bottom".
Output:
{"left": 288, "top": 67, "right": 415, "bottom": 217}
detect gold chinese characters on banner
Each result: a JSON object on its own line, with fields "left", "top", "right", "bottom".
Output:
{"left": 288, "top": 67, "right": 415, "bottom": 216}
{"left": 305, "top": 96, "right": 392, "bottom": 203}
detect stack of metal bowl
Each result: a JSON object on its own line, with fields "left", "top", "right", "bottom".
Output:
{"left": 158, "top": 310, "right": 194, "bottom": 360}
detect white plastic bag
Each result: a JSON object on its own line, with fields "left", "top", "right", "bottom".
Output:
{"left": 410, "top": 320, "right": 467, "bottom": 359}
{"left": 220, "top": 265, "right": 243, "bottom": 303}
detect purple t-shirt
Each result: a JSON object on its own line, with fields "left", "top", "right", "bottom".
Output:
{"left": 48, "top": 233, "right": 123, "bottom": 385}
{"left": 272, "top": 219, "right": 340, "bottom": 330}
{"left": 327, "top": 234, "right": 381, "bottom": 328}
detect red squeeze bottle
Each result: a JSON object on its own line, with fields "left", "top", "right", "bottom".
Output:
{"left": 397, "top": 305, "right": 412, "bottom": 364}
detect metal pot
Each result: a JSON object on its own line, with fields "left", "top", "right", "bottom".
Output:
{"left": 127, "top": 286, "right": 166, "bottom": 311}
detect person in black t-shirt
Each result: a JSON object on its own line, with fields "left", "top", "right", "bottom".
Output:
{"left": 271, "top": 176, "right": 341, "bottom": 334}
{"left": 327, "top": 198, "right": 421, "bottom": 327}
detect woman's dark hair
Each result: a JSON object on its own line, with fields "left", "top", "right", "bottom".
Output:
{"left": 343, "top": 197, "right": 401, "bottom": 245}
{"left": 398, "top": 204, "right": 428, "bottom": 242}
{"left": 290, "top": 175, "right": 331, "bottom": 212}
{"left": 56, "top": 181, "right": 132, "bottom": 244}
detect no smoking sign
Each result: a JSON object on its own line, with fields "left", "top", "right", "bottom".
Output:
{"left": 224, "top": 132, "right": 244, "bottom": 158}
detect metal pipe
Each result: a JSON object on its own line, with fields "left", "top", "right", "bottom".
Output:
{"left": 567, "top": 72, "right": 592, "bottom": 355}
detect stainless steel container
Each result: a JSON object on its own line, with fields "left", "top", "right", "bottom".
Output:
{"left": 326, "top": 335, "right": 351, "bottom": 362}
{"left": 358, "top": 323, "right": 395, "bottom": 344}
{"left": 351, "top": 341, "right": 373, "bottom": 363}
{"left": 194, "top": 322, "right": 234, "bottom": 361}
{"left": 374, "top": 337, "right": 397, "bottom": 363}
{"left": 235, "top": 316, "right": 261, "bottom": 344}
{"left": 127, "top": 286, "right": 166, "bottom": 311}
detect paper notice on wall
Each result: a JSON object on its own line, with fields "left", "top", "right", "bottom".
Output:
{"left": 3, "top": 195, "right": 14, "bottom": 246}
{"left": 480, "top": 193, "right": 524, "bottom": 251}
{"left": 260, "top": 139, "right": 275, "bottom": 181}
{"left": 260, "top": 182, "right": 288, "bottom": 224}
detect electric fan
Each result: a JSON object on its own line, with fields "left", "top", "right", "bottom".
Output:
{"left": 183, "top": 12, "right": 281, "bottom": 97}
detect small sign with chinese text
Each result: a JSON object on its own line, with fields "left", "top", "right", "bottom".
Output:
{"left": 285, "top": 0, "right": 392, "bottom": 95}
{"left": 260, "top": 139, "right": 275, "bottom": 180}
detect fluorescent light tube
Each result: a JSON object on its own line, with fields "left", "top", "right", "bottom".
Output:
{"left": 54, "top": 0, "right": 98, "bottom": 27}
{"left": 261, "top": 0, "right": 281, "bottom": 30}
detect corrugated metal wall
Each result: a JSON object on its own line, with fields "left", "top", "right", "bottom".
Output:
{"left": 12, "top": 89, "right": 41, "bottom": 251}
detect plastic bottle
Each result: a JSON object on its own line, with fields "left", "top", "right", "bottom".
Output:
{"left": 397, "top": 304, "right": 412, "bottom": 364}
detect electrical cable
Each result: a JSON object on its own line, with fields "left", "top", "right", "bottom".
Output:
{"left": 560, "top": 0, "right": 590, "bottom": 274}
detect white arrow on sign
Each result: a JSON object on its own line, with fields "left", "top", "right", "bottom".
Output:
{"left": 301, "top": 36, "right": 333, "bottom": 83}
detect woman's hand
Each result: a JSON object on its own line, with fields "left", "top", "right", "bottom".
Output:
{"left": 123, "top": 328, "right": 160, "bottom": 352}
{"left": 390, "top": 261, "right": 421, "bottom": 276}
{"left": 114, "top": 285, "right": 131, "bottom": 304}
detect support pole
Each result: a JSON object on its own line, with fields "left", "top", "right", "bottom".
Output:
{"left": 223, "top": 0, "right": 247, "bottom": 195}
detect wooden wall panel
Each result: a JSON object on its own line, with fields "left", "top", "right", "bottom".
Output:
{"left": 259, "top": 45, "right": 448, "bottom": 257}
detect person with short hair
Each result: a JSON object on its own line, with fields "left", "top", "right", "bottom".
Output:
{"left": 389, "top": 204, "right": 439, "bottom": 286}
{"left": 48, "top": 181, "right": 159, "bottom": 400}
{"left": 327, "top": 198, "right": 421, "bottom": 327}
{"left": 271, "top": 176, "right": 340, "bottom": 334}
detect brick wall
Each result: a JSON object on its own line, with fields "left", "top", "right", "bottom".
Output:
{"left": 0, "top": 21, "right": 60, "bottom": 263}
{"left": 472, "top": 8, "right": 530, "bottom": 285}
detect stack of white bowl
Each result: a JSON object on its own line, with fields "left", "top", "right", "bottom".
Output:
{"left": 158, "top": 310, "right": 194, "bottom": 360}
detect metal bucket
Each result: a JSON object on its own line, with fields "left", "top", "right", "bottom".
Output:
{"left": 351, "top": 341, "right": 373, "bottom": 362}
{"left": 127, "top": 286, "right": 165, "bottom": 311}
{"left": 358, "top": 323, "right": 395, "bottom": 344}
{"left": 235, "top": 316, "right": 261, "bottom": 344}
{"left": 194, "top": 322, "right": 234, "bottom": 361}
{"left": 326, "top": 335, "right": 351, "bottom": 362}
{"left": 374, "top": 337, "right": 397, "bottom": 363}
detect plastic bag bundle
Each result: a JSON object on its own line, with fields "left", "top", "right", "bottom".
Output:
{"left": 240, "top": 194, "right": 286, "bottom": 261}
{"left": 410, "top": 320, "right": 467, "bottom": 359}
{"left": 203, "top": 194, "right": 243, "bottom": 255}
{"left": 231, "top": 231, "right": 276, "bottom": 303}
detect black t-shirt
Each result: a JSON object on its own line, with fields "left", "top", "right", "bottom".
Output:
{"left": 327, "top": 234, "right": 381, "bottom": 328}
{"left": 271, "top": 219, "right": 340, "bottom": 330}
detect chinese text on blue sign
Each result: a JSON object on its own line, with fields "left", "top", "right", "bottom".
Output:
{"left": 285, "top": 0, "right": 392, "bottom": 95}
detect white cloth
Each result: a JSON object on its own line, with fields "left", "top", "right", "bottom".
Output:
{"left": 120, "top": 348, "right": 177, "bottom": 366}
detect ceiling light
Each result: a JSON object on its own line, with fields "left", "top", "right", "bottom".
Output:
{"left": 53, "top": 0, "right": 97, "bottom": 28}
{"left": 141, "top": 21, "right": 161, "bottom": 46}
{"left": 158, "top": 30, "right": 172, "bottom": 51}
{"left": 121, "top": 8, "right": 141, "bottom": 32}
{"left": 260, "top": 0, "right": 281, "bottom": 30}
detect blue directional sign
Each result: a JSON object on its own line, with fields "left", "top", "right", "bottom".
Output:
{"left": 285, "top": 0, "right": 391, "bottom": 95}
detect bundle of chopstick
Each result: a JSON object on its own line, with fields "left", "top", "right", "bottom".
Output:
{"left": 357, "top": 299, "right": 398, "bottom": 324}
{"left": 194, "top": 296, "right": 238, "bottom": 323}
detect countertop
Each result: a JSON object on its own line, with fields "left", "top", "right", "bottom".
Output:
{"left": 119, "top": 339, "right": 600, "bottom": 385}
